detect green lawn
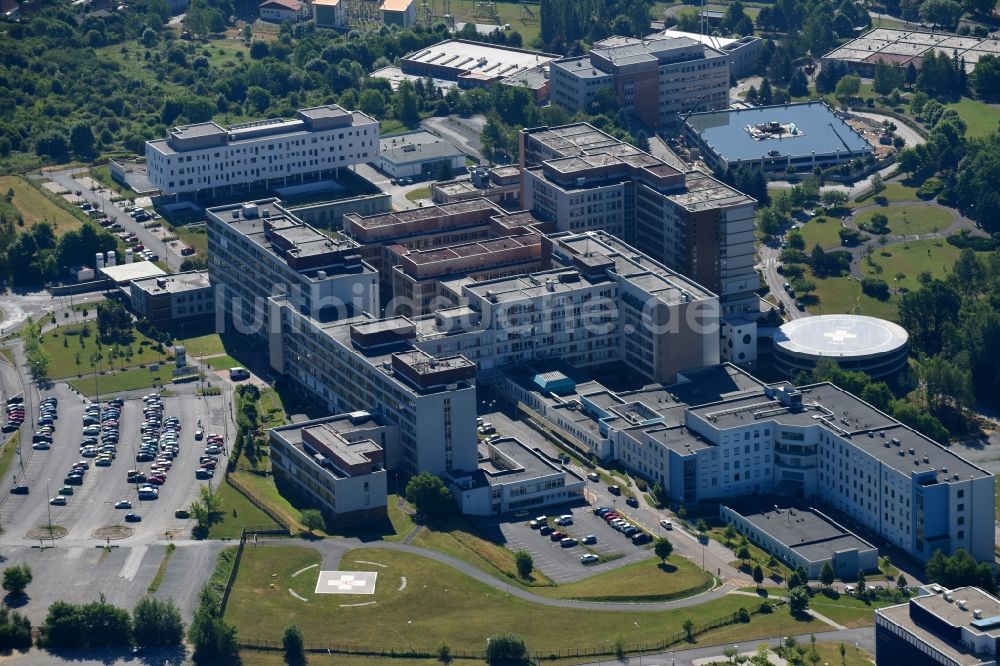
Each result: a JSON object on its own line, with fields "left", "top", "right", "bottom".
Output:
{"left": 946, "top": 98, "right": 1000, "bottom": 139}
{"left": 404, "top": 186, "right": 432, "bottom": 203}
{"left": 807, "top": 272, "right": 901, "bottom": 321}
{"left": 0, "top": 433, "right": 20, "bottom": 485}
{"left": 66, "top": 366, "right": 169, "bottom": 396}
{"left": 171, "top": 223, "right": 208, "bottom": 258}
{"left": 538, "top": 556, "right": 714, "bottom": 602}
{"left": 459, "top": 0, "right": 541, "bottom": 48}
{"left": 225, "top": 546, "right": 821, "bottom": 651}
{"left": 0, "top": 175, "right": 86, "bottom": 236}
{"left": 203, "top": 354, "right": 244, "bottom": 370}
{"left": 178, "top": 333, "right": 226, "bottom": 357}
{"left": 809, "top": 593, "right": 893, "bottom": 628}
{"left": 855, "top": 205, "right": 952, "bottom": 237}
{"left": 873, "top": 238, "right": 963, "bottom": 293}
{"left": 228, "top": 471, "right": 304, "bottom": 532}
{"left": 799, "top": 217, "right": 843, "bottom": 250}
{"left": 40, "top": 323, "right": 169, "bottom": 379}
{"left": 206, "top": 479, "right": 277, "bottom": 539}
{"left": 851, "top": 182, "right": 920, "bottom": 208}
{"left": 813, "top": 642, "right": 875, "bottom": 666}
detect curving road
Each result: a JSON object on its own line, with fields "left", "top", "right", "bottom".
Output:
{"left": 259, "top": 536, "right": 746, "bottom": 612}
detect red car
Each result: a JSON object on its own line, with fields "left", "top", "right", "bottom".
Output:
{"left": 549, "top": 531, "right": 565, "bottom": 542}
{"left": 146, "top": 475, "right": 166, "bottom": 485}
{"left": 200, "top": 460, "right": 217, "bottom": 470}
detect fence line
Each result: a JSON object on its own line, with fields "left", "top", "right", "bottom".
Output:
{"left": 219, "top": 530, "right": 247, "bottom": 616}
{"left": 225, "top": 472, "right": 292, "bottom": 533}
{"left": 238, "top": 601, "right": 784, "bottom": 658}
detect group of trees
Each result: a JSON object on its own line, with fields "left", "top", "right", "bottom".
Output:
{"left": 0, "top": 213, "right": 117, "bottom": 287}
{"left": 898, "top": 249, "right": 1000, "bottom": 415}
{"left": 39, "top": 595, "right": 183, "bottom": 649}
{"left": 925, "top": 549, "right": 996, "bottom": 591}
{"left": 405, "top": 472, "right": 454, "bottom": 520}
{"left": 539, "top": 0, "right": 651, "bottom": 51}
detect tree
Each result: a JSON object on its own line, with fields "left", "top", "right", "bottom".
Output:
{"left": 736, "top": 543, "right": 751, "bottom": 565}
{"left": 70, "top": 124, "right": 96, "bottom": 159}
{"left": 971, "top": 55, "right": 1000, "bottom": 101}
{"left": 870, "top": 172, "right": 885, "bottom": 196}
{"left": 873, "top": 62, "right": 904, "bottom": 99}
{"left": 358, "top": 89, "right": 386, "bottom": 119}
{"left": 300, "top": 509, "right": 324, "bottom": 536}
{"left": 283, "top": 624, "right": 305, "bottom": 665}
{"left": 485, "top": 633, "right": 529, "bottom": 666}
{"left": 920, "top": 0, "right": 962, "bottom": 29}
{"left": 682, "top": 618, "right": 695, "bottom": 641}
{"left": 835, "top": 75, "right": 861, "bottom": 105}
{"left": 820, "top": 562, "right": 835, "bottom": 588}
{"left": 820, "top": 189, "right": 849, "bottom": 210}
{"left": 654, "top": 537, "right": 674, "bottom": 563}
{"left": 132, "top": 597, "right": 184, "bottom": 647}
{"left": 788, "top": 586, "right": 810, "bottom": 616}
{"left": 633, "top": 130, "right": 650, "bottom": 153}
{"left": 394, "top": 81, "right": 420, "bottom": 128}
{"left": 856, "top": 570, "right": 867, "bottom": 596}
{"left": 2, "top": 565, "right": 32, "bottom": 597}
{"left": 405, "top": 472, "right": 454, "bottom": 519}
{"left": 753, "top": 564, "right": 764, "bottom": 588}
{"left": 780, "top": 70, "right": 807, "bottom": 100}
{"left": 514, "top": 550, "right": 533, "bottom": 578}
{"left": 189, "top": 595, "right": 239, "bottom": 664}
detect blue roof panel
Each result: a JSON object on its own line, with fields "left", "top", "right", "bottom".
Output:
{"left": 685, "top": 102, "right": 872, "bottom": 163}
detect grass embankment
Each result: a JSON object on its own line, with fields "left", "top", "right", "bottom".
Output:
{"left": 849, "top": 182, "right": 920, "bottom": 209}
{"left": 67, "top": 367, "right": 170, "bottom": 396}
{"left": 147, "top": 544, "right": 177, "bottom": 593}
{"left": 225, "top": 546, "right": 822, "bottom": 651}
{"left": 0, "top": 175, "right": 86, "bottom": 235}
{"left": 946, "top": 98, "right": 1000, "bottom": 139}
{"left": 538, "top": 556, "right": 714, "bottom": 602}
{"left": 206, "top": 481, "right": 275, "bottom": 540}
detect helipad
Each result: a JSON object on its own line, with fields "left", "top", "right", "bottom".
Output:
{"left": 315, "top": 571, "right": 378, "bottom": 595}
{"left": 772, "top": 314, "right": 909, "bottom": 378}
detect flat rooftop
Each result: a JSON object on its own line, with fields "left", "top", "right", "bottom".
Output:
{"left": 775, "top": 315, "right": 909, "bottom": 359}
{"left": 725, "top": 497, "right": 875, "bottom": 562}
{"left": 131, "top": 270, "right": 211, "bottom": 295}
{"left": 667, "top": 170, "right": 756, "bottom": 211}
{"left": 100, "top": 261, "right": 167, "bottom": 285}
{"left": 208, "top": 200, "right": 371, "bottom": 279}
{"left": 480, "top": 437, "right": 563, "bottom": 481}
{"left": 380, "top": 131, "right": 464, "bottom": 165}
{"left": 403, "top": 40, "right": 558, "bottom": 80}
{"left": 824, "top": 28, "right": 1000, "bottom": 72}
{"left": 879, "top": 587, "right": 1000, "bottom": 666}
{"left": 524, "top": 123, "right": 627, "bottom": 159}
{"left": 688, "top": 382, "right": 989, "bottom": 481}
{"left": 685, "top": 102, "right": 872, "bottom": 163}
{"left": 345, "top": 199, "right": 503, "bottom": 233}
{"left": 271, "top": 413, "right": 387, "bottom": 480}
{"left": 369, "top": 66, "right": 457, "bottom": 92}
{"left": 590, "top": 34, "right": 715, "bottom": 68}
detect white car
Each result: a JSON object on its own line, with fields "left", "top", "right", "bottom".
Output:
{"left": 49, "top": 496, "right": 67, "bottom": 506}
{"left": 554, "top": 514, "right": 573, "bottom": 526}
{"left": 114, "top": 500, "right": 132, "bottom": 509}
{"left": 659, "top": 519, "right": 673, "bottom": 530}
{"left": 580, "top": 554, "right": 599, "bottom": 564}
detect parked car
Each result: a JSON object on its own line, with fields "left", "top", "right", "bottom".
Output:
{"left": 659, "top": 519, "right": 673, "bottom": 530}
{"left": 580, "top": 553, "right": 599, "bottom": 564}
{"left": 626, "top": 497, "right": 639, "bottom": 508}
{"left": 587, "top": 472, "right": 600, "bottom": 482}
{"left": 124, "top": 513, "right": 142, "bottom": 523}
{"left": 560, "top": 538, "right": 578, "bottom": 548}
{"left": 582, "top": 534, "right": 597, "bottom": 544}
{"left": 10, "top": 485, "right": 28, "bottom": 495}
{"left": 539, "top": 525, "right": 554, "bottom": 536}
{"left": 554, "top": 515, "right": 573, "bottom": 526}
{"left": 49, "top": 496, "right": 67, "bottom": 506}
{"left": 608, "top": 484, "right": 621, "bottom": 495}
{"left": 114, "top": 500, "right": 132, "bottom": 509}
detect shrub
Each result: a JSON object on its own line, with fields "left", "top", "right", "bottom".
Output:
{"left": 861, "top": 278, "right": 890, "bottom": 300}
{"left": 947, "top": 232, "right": 999, "bottom": 252}
{"left": 916, "top": 177, "right": 944, "bottom": 199}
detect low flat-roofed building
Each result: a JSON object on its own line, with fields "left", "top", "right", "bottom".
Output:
{"left": 269, "top": 412, "right": 394, "bottom": 525}
{"left": 499, "top": 63, "right": 552, "bottom": 102}
{"left": 99, "top": 260, "right": 167, "bottom": 287}
{"left": 400, "top": 40, "right": 559, "bottom": 89}
{"left": 448, "top": 436, "right": 585, "bottom": 515}
{"left": 378, "top": 131, "right": 466, "bottom": 180}
{"left": 129, "top": 270, "right": 214, "bottom": 325}
{"left": 822, "top": 27, "right": 1000, "bottom": 77}
{"left": 876, "top": 586, "right": 1000, "bottom": 666}
{"left": 683, "top": 101, "right": 873, "bottom": 175}
{"left": 651, "top": 29, "right": 762, "bottom": 78}
{"left": 720, "top": 497, "right": 879, "bottom": 579}
{"left": 369, "top": 66, "right": 457, "bottom": 93}
{"left": 431, "top": 165, "right": 521, "bottom": 205}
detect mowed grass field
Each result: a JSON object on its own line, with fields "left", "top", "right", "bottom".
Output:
{"left": 807, "top": 239, "right": 980, "bottom": 320}
{"left": 225, "top": 546, "right": 824, "bottom": 651}
{"left": 808, "top": 592, "right": 894, "bottom": 629}
{"left": 947, "top": 98, "right": 1000, "bottom": 139}
{"left": 0, "top": 176, "right": 86, "bottom": 235}
{"left": 855, "top": 204, "right": 952, "bottom": 237}
{"left": 40, "top": 323, "right": 169, "bottom": 379}
{"left": 66, "top": 366, "right": 169, "bottom": 396}
{"left": 850, "top": 182, "right": 920, "bottom": 209}
{"left": 799, "top": 217, "right": 843, "bottom": 250}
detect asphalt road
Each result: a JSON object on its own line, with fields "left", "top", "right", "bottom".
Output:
{"left": 758, "top": 243, "right": 807, "bottom": 320}
{"left": 42, "top": 169, "right": 182, "bottom": 271}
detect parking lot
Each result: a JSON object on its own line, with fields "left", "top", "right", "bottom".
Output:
{"left": 1, "top": 383, "right": 228, "bottom": 544}
{"left": 490, "top": 504, "right": 654, "bottom": 584}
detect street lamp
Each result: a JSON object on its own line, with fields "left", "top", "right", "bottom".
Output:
{"left": 45, "top": 478, "right": 54, "bottom": 547}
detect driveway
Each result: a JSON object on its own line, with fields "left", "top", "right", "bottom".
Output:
{"left": 40, "top": 169, "right": 181, "bottom": 271}
{"left": 758, "top": 243, "right": 806, "bottom": 320}
{"left": 354, "top": 163, "right": 434, "bottom": 211}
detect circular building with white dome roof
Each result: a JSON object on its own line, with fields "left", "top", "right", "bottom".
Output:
{"left": 772, "top": 315, "right": 909, "bottom": 378}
